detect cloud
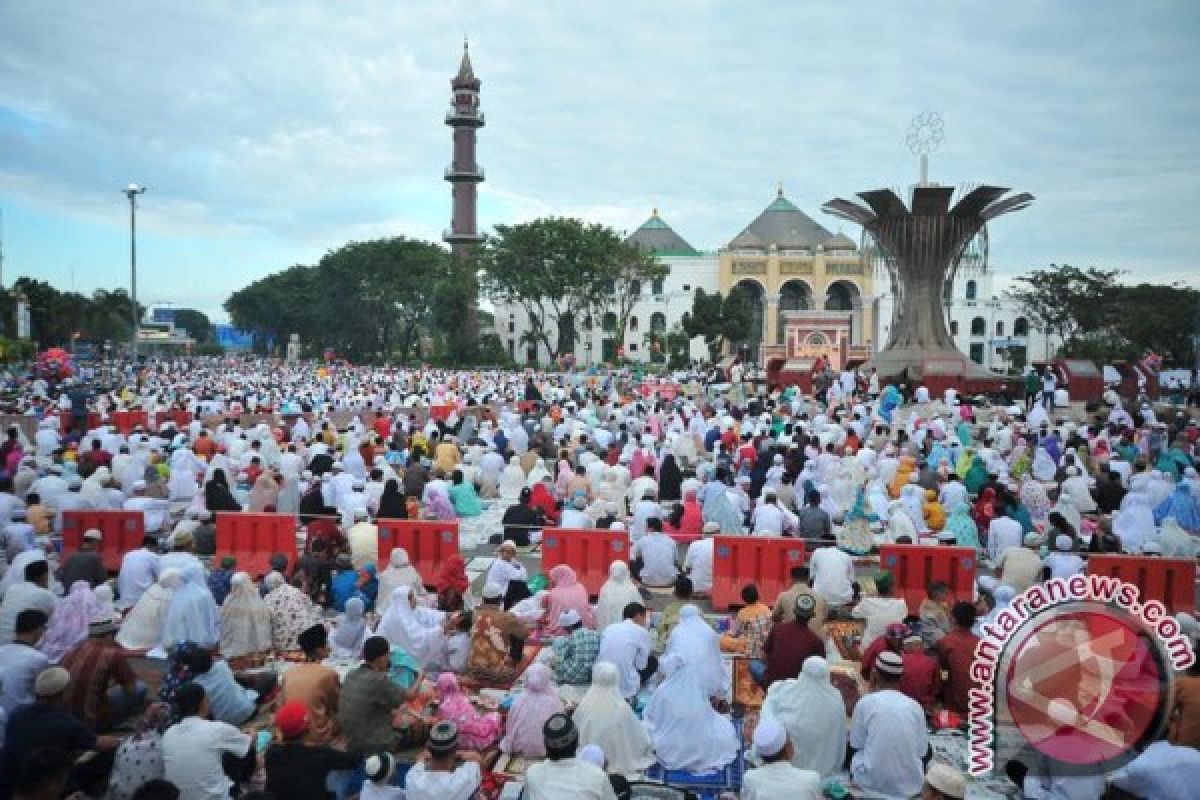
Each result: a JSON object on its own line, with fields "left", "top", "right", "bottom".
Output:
{"left": 1, "top": 0, "right": 1198, "bottom": 315}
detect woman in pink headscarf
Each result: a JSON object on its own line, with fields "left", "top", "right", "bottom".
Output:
{"left": 247, "top": 473, "right": 280, "bottom": 513}
{"left": 425, "top": 487, "right": 457, "bottom": 521}
{"left": 39, "top": 580, "right": 105, "bottom": 662}
{"left": 539, "top": 564, "right": 596, "bottom": 637}
{"left": 554, "top": 456, "right": 572, "bottom": 499}
{"left": 435, "top": 672, "right": 502, "bottom": 751}
{"left": 500, "top": 663, "right": 564, "bottom": 757}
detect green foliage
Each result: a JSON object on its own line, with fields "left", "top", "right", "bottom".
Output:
{"left": 1006, "top": 265, "right": 1121, "bottom": 352}
{"left": 682, "top": 287, "right": 753, "bottom": 361}
{"left": 1109, "top": 283, "right": 1200, "bottom": 367}
{"left": 172, "top": 309, "right": 213, "bottom": 343}
{"left": 478, "top": 217, "right": 652, "bottom": 362}
{"left": 224, "top": 237, "right": 472, "bottom": 363}
{"left": 0, "top": 279, "right": 145, "bottom": 348}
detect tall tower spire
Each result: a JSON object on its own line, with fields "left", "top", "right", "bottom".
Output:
{"left": 444, "top": 36, "right": 485, "bottom": 355}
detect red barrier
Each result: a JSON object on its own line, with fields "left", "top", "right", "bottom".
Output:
{"left": 429, "top": 405, "right": 455, "bottom": 423}
{"left": 541, "top": 528, "right": 631, "bottom": 597}
{"left": 711, "top": 536, "right": 807, "bottom": 611}
{"left": 109, "top": 410, "right": 150, "bottom": 435}
{"left": 156, "top": 409, "right": 193, "bottom": 431}
{"left": 214, "top": 513, "right": 298, "bottom": 577}
{"left": 377, "top": 520, "right": 460, "bottom": 588}
{"left": 1087, "top": 555, "right": 1196, "bottom": 614}
{"left": 62, "top": 510, "right": 146, "bottom": 572}
{"left": 879, "top": 545, "right": 977, "bottom": 613}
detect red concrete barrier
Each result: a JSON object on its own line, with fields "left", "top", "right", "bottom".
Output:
{"left": 541, "top": 528, "right": 631, "bottom": 598}
{"left": 711, "top": 536, "right": 808, "bottom": 611}
{"left": 1087, "top": 554, "right": 1196, "bottom": 614}
{"left": 62, "top": 510, "right": 146, "bottom": 573}
{"left": 879, "top": 544, "right": 977, "bottom": 613}
{"left": 377, "top": 520, "right": 460, "bottom": 588}
{"left": 214, "top": 512, "right": 297, "bottom": 577}
{"left": 156, "top": 409, "right": 193, "bottom": 431}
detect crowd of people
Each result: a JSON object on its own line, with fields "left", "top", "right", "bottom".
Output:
{"left": 0, "top": 356, "right": 1197, "bottom": 799}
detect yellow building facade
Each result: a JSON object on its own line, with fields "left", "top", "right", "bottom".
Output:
{"left": 717, "top": 188, "right": 875, "bottom": 368}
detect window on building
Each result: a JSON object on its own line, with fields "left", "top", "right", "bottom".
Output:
{"left": 652, "top": 278, "right": 665, "bottom": 296}
{"left": 650, "top": 312, "right": 666, "bottom": 333}
{"left": 969, "top": 343, "right": 984, "bottom": 364}
{"left": 604, "top": 279, "right": 615, "bottom": 294}
{"left": 507, "top": 321, "right": 514, "bottom": 333}
{"left": 966, "top": 280, "right": 978, "bottom": 301}
{"left": 582, "top": 315, "right": 593, "bottom": 331}
{"left": 995, "top": 320, "right": 1005, "bottom": 337}
{"left": 683, "top": 284, "right": 691, "bottom": 291}
{"left": 950, "top": 320, "right": 959, "bottom": 336}
{"left": 602, "top": 312, "right": 617, "bottom": 333}
{"left": 629, "top": 343, "right": 638, "bottom": 352}
{"left": 971, "top": 317, "right": 986, "bottom": 336}
{"left": 1014, "top": 317, "right": 1029, "bottom": 336}
{"left": 507, "top": 340, "right": 515, "bottom": 360}
{"left": 629, "top": 280, "right": 642, "bottom": 297}
{"left": 629, "top": 316, "right": 639, "bottom": 332}
{"left": 943, "top": 280, "right": 954, "bottom": 302}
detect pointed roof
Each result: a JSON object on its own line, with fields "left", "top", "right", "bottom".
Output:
{"left": 453, "top": 38, "right": 480, "bottom": 90}
{"left": 729, "top": 186, "right": 834, "bottom": 249}
{"left": 625, "top": 209, "right": 700, "bottom": 256}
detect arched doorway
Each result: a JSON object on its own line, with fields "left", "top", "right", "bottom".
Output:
{"left": 776, "top": 280, "right": 812, "bottom": 344}
{"left": 731, "top": 279, "right": 764, "bottom": 364}
{"left": 825, "top": 279, "right": 863, "bottom": 343}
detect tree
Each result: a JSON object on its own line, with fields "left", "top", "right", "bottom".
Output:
{"left": 1006, "top": 265, "right": 1122, "bottom": 354}
{"left": 172, "top": 309, "right": 213, "bottom": 344}
{"left": 479, "top": 217, "right": 636, "bottom": 362}
{"left": 1111, "top": 283, "right": 1200, "bottom": 367}
{"left": 682, "top": 287, "right": 754, "bottom": 361}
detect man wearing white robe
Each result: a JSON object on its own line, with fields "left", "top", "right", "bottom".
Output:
{"left": 848, "top": 651, "right": 928, "bottom": 799}
{"left": 809, "top": 542, "right": 855, "bottom": 607}
{"left": 596, "top": 608, "right": 653, "bottom": 699}
{"left": 117, "top": 537, "right": 161, "bottom": 609}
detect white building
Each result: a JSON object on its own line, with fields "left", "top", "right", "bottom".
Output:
{"left": 498, "top": 210, "right": 718, "bottom": 366}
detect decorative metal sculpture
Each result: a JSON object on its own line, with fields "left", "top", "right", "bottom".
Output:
{"left": 822, "top": 184, "right": 1033, "bottom": 380}
{"left": 906, "top": 111, "right": 944, "bottom": 185}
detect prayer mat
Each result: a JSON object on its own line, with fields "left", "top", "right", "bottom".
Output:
{"left": 642, "top": 718, "right": 745, "bottom": 798}
{"left": 826, "top": 618, "right": 865, "bottom": 661}
{"left": 731, "top": 658, "right": 764, "bottom": 709}
{"left": 461, "top": 643, "right": 543, "bottom": 691}
{"left": 829, "top": 664, "right": 866, "bottom": 716}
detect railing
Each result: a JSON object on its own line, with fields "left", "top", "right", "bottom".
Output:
{"left": 444, "top": 166, "right": 485, "bottom": 180}
{"left": 445, "top": 110, "right": 486, "bottom": 124}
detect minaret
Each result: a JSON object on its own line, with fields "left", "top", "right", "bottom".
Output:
{"left": 444, "top": 37, "right": 484, "bottom": 350}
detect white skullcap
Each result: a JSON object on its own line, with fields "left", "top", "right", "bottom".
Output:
{"left": 925, "top": 762, "right": 967, "bottom": 798}
{"left": 752, "top": 715, "right": 787, "bottom": 757}
{"left": 558, "top": 609, "right": 582, "bottom": 628}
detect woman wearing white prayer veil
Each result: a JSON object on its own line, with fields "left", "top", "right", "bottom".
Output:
{"left": 761, "top": 656, "right": 847, "bottom": 778}
{"left": 219, "top": 572, "right": 273, "bottom": 660}
{"left": 884, "top": 500, "right": 917, "bottom": 543}
{"left": 595, "top": 561, "right": 643, "bottom": 630}
{"left": 1051, "top": 493, "right": 1082, "bottom": 536}
{"left": 526, "top": 458, "right": 551, "bottom": 488}
{"left": 642, "top": 653, "right": 739, "bottom": 773}
{"left": 0, "top": 548, "right": 48, "bottom": 599}
{"left": 330, "top": 596, "right": 368, "bottom": 658}
{"left": 374, "top": 586, "right": 446, "bottom": 668}
{"left": 162, "top": 563, "right": 219, "bottom": 650}
{"left": 376, "top": 549, "right": 428, "bottom": 615}
{"left": 664, "top": 604, "right": 726, "bottom": 699}
{"left": 117, "top": 568, "right": 183, "bottom": 651}
{"left": 572, "top": 661, "right": 655, "bottom": 776}
{"left": 1112, "top": 501, "right": 1154, "bottom": 553}
{"left": 497, "top": 456, "right": 526, "bottom": 501}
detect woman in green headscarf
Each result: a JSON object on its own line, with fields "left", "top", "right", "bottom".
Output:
{"left": 963, "top": 455, "right": 989, "bottom": 495}
{"left": 943, "top": 502, "right": 980, "bottom": 550}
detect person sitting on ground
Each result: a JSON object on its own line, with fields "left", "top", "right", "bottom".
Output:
{"left": 501, "top": 487, "right": 543, "bottom": 548}
{"left": 161, "top": 682, "right": 254, "bottom": 800}
{"left": 376, "top": 548, "right": 429, "bottom": 615}
{"left": 682, "top": 520, "right": 716, "bottom": 594}
{"left": 540, "top": 564, "right": 596, "bottom": 638}
{"left": 435, "top": 554, "right": 473, "bottom": 613}
{"left": 523, "top": 713, "right": 619, "bottom": 800}
{"left": 296, "top": 538, "right": 335, "bottom": 605}
{"left": 761, "top": 593, "right": 825, "bottom": 688}
{"left": 898, "top": 634, "right": 941, "bottom": 714}
{"left": 762, "top": 656, "right": 847, "bottom": 779}
{"left": 359, "top": 751, "right": 406, "bottom": 800}
{"left": 935, "top": 602, "right": 981, "bottom": 716}
{"left": 918, "top": 580, "right": 953, "bottom": 646}
{"left": 500, "top": 663, "right": 564, "bottom": 758}
{"left": 263, "top": 700, "right": 361, "bottom": 800}
{"left": 577, "top": 745, "right": 632, "bottom": 800}
{"left": 484, "top": 540, "right": 530, "bottom": 609}
{"left": 218, "top": 572, "right": 273, "bottom": 662}
{"left": 550, "top": 609, "right": 602, "bottom": 686}
{"left": 58, "top": 528, "right": 107, "bottom": 589}
{"left": 996, "top": 532, "right": 1045, "bottom": 593}
{"left": 848, "top": 651, "right": 929, "bottom": 798}
{"left": 280, "top": 623, "right": 342, "bottom": 744}
{"left": 852, "top": 571, "right": 909, "bottom": 649}
{"left": 183, "top": 646, "right": 276, "bottom": 726}
{"left": 596, "top": 602, "right": 656, "bottom": 700}
{"left": 860, "top": 622, "right": 907, "bottom": 681}
{"left": 594, "top": 561, "right": 643, "bottom": 630}
{"left": 262, "top": 571, "right": 321, "bottom": 653}
{"left": 61, "top": 615, "right": 147, "bottom": 731}
{"left": 795, "top": 489, "right": 832, "bottom": 540}
{"left": 630, "top": 517, "right": 678, "bottom": 587}
{"left": 773, "top": 565, "right": 828, "bottom": 635}
{"left": 435, "top": 671, "right": 503, "bottom": 751}
{"left": 719, "top": 584, "right": 774, "bottom": 676}
{"left": 376, "top": 586, "right": 447, "bottom": 669}
{"left": 654, "top": 574, "right": 692, "bottom": 652}
{"left": 404, "top": 721, "right": 483, "bottom": 800}
{"left": 571, "top": 663, "right": 656, "bottom": 778}
{"left": 447, "top": 469, "right": 483, "bottom": 518}
{"left": 464, "top": 582, "right": 528, "bottom": 685}
{"left": 664, "top": 603, "right": 726, "bottom": 700}
{"left": 0, "top": 609, "right": 50, "bottom": 716}
{"left": 337, "top": 635, "right": 421, "bottom": 755}
{"left": 643, "top": 652, "right": 740, "bottom": 772}
{"left": 741, "top": 715, "right": 822, "bottom": 800}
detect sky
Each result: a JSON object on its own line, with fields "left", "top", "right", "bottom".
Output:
{"left": 2, "top": 1, "right": 1198, "bottom": 322}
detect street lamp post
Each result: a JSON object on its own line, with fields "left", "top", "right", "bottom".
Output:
{"left": 122, "top": 183, "right": 146, "bottom": 357}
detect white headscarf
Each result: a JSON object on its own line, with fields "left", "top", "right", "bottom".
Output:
{"left": 642, "top": 652, "right": 740, "bottom": 772}
{"left": 595, "top": 561, "right": 642, "bottom": 629}
{"left": 376, "top": 548, "right": 426, "bottom": 615}
{"left": 330, "top": 596, "right": 368, "bottom": 658}
{"left": 664, "top": 604, "right": 726, "bottom": 698}
{"left": 374, "top": 586, "right": 445, "bottom": 667}
{"left": 572, "top": 662, "right": 655, "bottom": 776}
{"left": 117, "top": 568, "right": 182, "bottom": 650}
{"left": 219, "top": 572, "right": 273, "bottom": 659}
{"left": 0, "top": 548, "right": 48, "bottom": 599}
{"left": 162, "top": 563, "right": 219, "bottom": 650}
{"left": 761, "top": 656, "right": 847, "bottom": 777}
